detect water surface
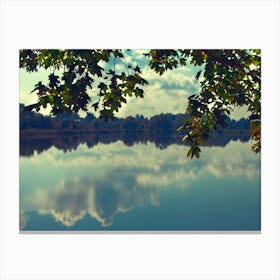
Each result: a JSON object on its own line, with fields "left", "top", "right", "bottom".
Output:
{"left": 20, "top": 135, "right": 261, "bottom": 231}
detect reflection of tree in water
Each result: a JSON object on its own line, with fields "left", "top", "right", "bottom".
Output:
{"left": 23, "top": 174, "right": 159, "bottom": 228}
{"left": 20, "top": 131, "right": 250, "bottom": 157}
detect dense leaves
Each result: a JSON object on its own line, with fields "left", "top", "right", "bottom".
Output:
{"left": 20, "top": 49, "right": 261, "bottom": 158}
{"left": 20, "top": 49, "right": 148, "bottom": 120}
{"left": 145, "top": 49, "right": 261, "bottom": 158}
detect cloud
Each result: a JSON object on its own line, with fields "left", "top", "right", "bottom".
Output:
{"left": 114, "top": 63, "right": 202, "bottom": 118}
{"left": 230, "top": 105, "right": 250, "bottom": 120}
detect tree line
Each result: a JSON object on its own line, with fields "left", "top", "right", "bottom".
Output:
{"left": 20, "top": 103, "right": 250, "bottom": 133}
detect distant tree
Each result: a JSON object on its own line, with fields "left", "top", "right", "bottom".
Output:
{"left": 149, "top": 113, "right": 174, "bottom": 132}
{"left": 121, "top": 117, "right": 138, "bottom": 130}
{"left": 20, "top": 49, "right": 261, "bottom": 158}
{"left": 55, "top": 112, "right": 80, "bottom": 120}
{"left": 84, "top": 112, "right": 95, "bottom": 123}
{"left": 135, "top": 114, "right": 145, "bottom": 120}
{"left": 238, "top": 117, "right": 250, "bottom": 130}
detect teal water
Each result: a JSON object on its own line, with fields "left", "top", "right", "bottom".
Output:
{"left": 19, "top": 139, "right": 261, "bottom": 231}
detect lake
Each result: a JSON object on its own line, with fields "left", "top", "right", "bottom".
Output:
{"left": 19, "top": 133, "right": 261, "bottom": 231}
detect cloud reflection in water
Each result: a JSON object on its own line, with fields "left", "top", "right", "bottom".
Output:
{"left": 20, "top": 140, "right": 260, "bottom": 230}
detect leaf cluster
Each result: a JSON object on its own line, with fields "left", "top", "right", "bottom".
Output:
{"left": 146, "top": 49, "right": 261, "bottom": 158}
{"left": 20, "top": 49, "right": 148, "bottom": 119}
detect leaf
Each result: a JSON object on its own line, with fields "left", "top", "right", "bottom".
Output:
{"left": 98, "top": 82, "right": 106, "bottom": 90}
{"left": 100, "top": 109, "right": 114, "bottom": 121}
{"left": 180, "top": 58, "right": 186, "bottom": 66}
{"left": 194, "top": 147, "right": 201, "bottom": 159}
{"left": 182, "top": 135, "right": 188, "bottom": 142}
{"left": 134, "top": 66, "right": 141, "bottom": 73}
{"left": 187, "top": 147, "right": 193, "bottom": 158}
{"left": 195, "top": 70, "right": 202, "bottom": 80}
{"left": 24, "top": 103, "right": 40, "bottom": 111}
{"left": 48, "top": 74, "right": 59, "bottom": 88}
{"left": 31, "top": 81, "right": 46, "bottom": 95}
{"left": 177, "top": 126, "right": 185, "bottom": 133}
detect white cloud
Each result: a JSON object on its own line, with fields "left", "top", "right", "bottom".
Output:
{"left": 113, "top": 63, "right": 202, "bottom": 118}
{"left": 230, "top": 105, "right": 250, "bottom": 120}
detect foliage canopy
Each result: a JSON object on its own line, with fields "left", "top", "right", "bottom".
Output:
{"left": 20, "top": 49, "right": 261, "bottom": 158}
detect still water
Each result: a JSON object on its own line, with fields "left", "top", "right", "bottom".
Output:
{"left": 20, "top": 135, "right": 261, "bottom": 231}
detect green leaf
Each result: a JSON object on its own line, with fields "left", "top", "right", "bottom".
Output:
{"left": 187, "top": 147, "right": 193, "bottom": 158}
{"left": 195, "top": 70, "right": 202, "bottom": 80}
{"left": 194, "top": 147, "right": 201, "bottom": 159}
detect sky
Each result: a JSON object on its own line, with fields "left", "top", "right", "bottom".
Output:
{"left": 19, "top": 49, "right": 248, "bottom": 120}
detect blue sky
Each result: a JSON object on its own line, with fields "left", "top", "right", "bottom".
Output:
{"left": 19, "top": 49, "right": 248, "bottom": 119}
